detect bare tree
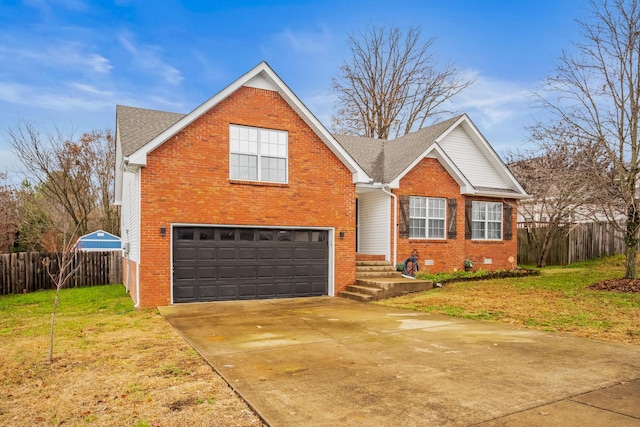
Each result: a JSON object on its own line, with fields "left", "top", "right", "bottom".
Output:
{"left": 43, "top": 227, "right": 80, "bottom": 363}
{"left": 0, "top": 173, "right": 18, "bottom": 253}
{"left": 8, "top": 123, "right": 118, "bottom": 238}
{"left": 538, "top": 0, "right": 640, "bottom": 278}
{"left": 509, "top": 124, "right": 601, "bottom": 267}
{"left": 332, "top": 25, "right": 475, "bottom": 139}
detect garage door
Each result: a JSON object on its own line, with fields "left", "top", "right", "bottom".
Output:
{"left": 173, "top": 227, "right": 329, "bottom": 303}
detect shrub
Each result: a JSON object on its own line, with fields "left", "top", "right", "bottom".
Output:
{"left": 415, "top": 269, "right": 539, "bottom": 284}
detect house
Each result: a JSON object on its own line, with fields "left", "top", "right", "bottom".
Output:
{"left": 76, "top": 230, "right": 122, "bottom": 252}
{"left": 114, "top": 62, "right": 527, "bottom": 308}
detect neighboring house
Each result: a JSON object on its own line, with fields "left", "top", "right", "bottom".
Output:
{"left": 76, "top": 230, "right": 122, "bottom": 252}
{"left": 114, "top": 62, "right": 528, "bottom": 308}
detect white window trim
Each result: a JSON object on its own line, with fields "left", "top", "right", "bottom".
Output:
{"left": 409, "top": 196, "right": 447, "bottom": 240}
{"left": 229, "top": 124, "right": 288, "bottom": 184}
{"left": 472, "top": 201, "right": 503, "bottom": 240}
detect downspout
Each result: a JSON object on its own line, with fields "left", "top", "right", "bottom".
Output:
{"left": 124, "top": 229, "right": 130, "bottom": 293}
{"left": 381, "top": 186, "right": 397, "bottom": 266}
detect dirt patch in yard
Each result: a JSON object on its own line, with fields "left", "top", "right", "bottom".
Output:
{"left": 590, "top": 278, "right": 640, "bottom": 293}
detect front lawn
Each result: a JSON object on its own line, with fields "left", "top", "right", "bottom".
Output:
{"left": 0, "top": 285, "right": 264, "bottom": 427}
{"left": 376, "top": 255, "right": 640, "bottom": 345}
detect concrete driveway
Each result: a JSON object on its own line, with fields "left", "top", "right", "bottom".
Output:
{"left": 159, "top": 297, "right": 640, "bottom": 426}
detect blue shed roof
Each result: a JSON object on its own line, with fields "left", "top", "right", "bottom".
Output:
{"left": 76, "top": 230, "right": 122, "bottom": 251}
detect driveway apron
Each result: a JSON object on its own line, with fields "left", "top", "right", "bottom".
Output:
{"left": 159, "top": 297, "right": 640, "bottom": 427}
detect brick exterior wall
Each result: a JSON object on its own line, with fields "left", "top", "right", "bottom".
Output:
{"left": 136, "top": 86, "right": 356, "bottom": 308}
{"left": 393, "top": 157, "right": 517, "bottom": 273}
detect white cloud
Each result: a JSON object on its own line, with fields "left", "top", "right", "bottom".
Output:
{"left": 454, "top": 73, "right": 532, "bottom": 130}
{"left": 5, "top": 42, "right": 112, "bottom": 74}
{"left": 0, "top": 81, "right": 113, "bottom": 111}
{"left": 276, "top": 27, "right": 332, "bottom": 55}
{"left": 118, "top": 33, "right": 184, "bottom": 85}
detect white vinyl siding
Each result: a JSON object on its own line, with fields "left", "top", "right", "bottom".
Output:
{"left": 357, "top": 191, "right": 390, "bottom": 260}
{"left": 472, "top": 201, "right": 502, "bottom": 240}
{"left": 121, "top": 168, "right": 141, "bottom": 262}
{"left": 409, "top": 197, "right": 446, "bottom": 239}
{"left": 439, "top": 126, "right": 506, "bottom": 189}
{"left": 230, "top": 125, "right": 287, "bottom": 183}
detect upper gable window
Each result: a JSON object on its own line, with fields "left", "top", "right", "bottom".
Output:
{"left": 229, "top": 125, "right": 288, "bottom": 183}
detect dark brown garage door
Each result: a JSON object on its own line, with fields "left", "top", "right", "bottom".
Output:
{"left": 173, "top": 227, "right": 329, "bottom": 303}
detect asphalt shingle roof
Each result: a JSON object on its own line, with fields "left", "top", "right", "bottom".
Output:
{"left": 117, "top": 105, "right": 185, "bottom": 157}
{"left": 334, "top": 115, "right": 464, "bottom": 183}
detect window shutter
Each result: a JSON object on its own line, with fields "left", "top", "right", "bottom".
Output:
{"left": 465, "top": 199, "right": 473, "bottom": 240}
{"left": 447, "top": 198, "right": 457, "bottom": 239}
{"left": 399, "top": 195, "right": 410, "bottom": 239}
{"left": 503, "top": 203, "right": 513, "bottom": 240}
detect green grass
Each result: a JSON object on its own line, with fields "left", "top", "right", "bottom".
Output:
{"left": 0, "top": 285, "right": 135, "bottom": 337}
{"left": 377, "top": 255, "right": 640, "bottom": 344}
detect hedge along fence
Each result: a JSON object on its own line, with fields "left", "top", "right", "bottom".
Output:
{"left": 0, "top": 251, "right": 123, "bottom": 296}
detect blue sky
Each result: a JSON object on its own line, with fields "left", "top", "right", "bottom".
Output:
{"left": 0, "top": 0, "right": 586, "bottom": 175}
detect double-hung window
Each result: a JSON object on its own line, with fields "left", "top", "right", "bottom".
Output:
{"left": 472, "top": 201, "right": 502, "bottom": 240}
{"left": 229, "top": 125, "right": 287, "bottom": 183}
{"left": 409, "top": 196, "right": 446, "bottom": 239}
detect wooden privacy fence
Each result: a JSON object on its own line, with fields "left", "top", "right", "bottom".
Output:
{"left": 518, "top": 222, "right": 626, "bottom": 266}
{"left": 0, "top": 251, "right": 122, "bottom": 296}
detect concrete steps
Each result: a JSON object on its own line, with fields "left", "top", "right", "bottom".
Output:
{"left": 339, "top": 258, "right": 434, "bottom": 302}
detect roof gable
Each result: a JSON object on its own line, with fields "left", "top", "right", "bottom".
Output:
{"left": 334, "top": 114, "right": 527, "bottom": 198}
{"left": 77, "top": 229, "right": 121, "bottom": 241}
{"left": 120, "top": 62, "right": 369, "bottom": 183}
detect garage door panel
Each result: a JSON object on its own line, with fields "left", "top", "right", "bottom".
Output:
{"left": 239, "top": 284, "right": 257, "bottom": 297}
{"left": 174, "top": 284, "right": 196, "bottom": 300}
{"left": 238, "top": 247, "right": 256, "bottom": 259}
{"left": 238, "top": 266, "right": 256, "bottom": 279}
{"left": 257, "top": 265, "right": 276, "bottom": 278}
{"left": 258, "top": 283, "right": 275, "bottom": 296}
{"left": 198, "top": 247, "right": 216, "bottom": 261}
{"left": 218, "top": 248, "right": 236, "bottom": 260}
{"left": 294, "top": 270, "right": 310, "bottom": 279}
{"left": 174, "top": 266, "right": 197, "bottom": 280}
{"left": 173, "top": 227, "right": 329, "bottom": 303}
{"left": 276, "top": 248, "right": 293, "bottom": 260}
{"left": 273, "top": 283, "right": 291, "bottom": 295}
{"left": 198, "top": 266, "right": 217, "bottom": 280}
{"left": 217, "top": 283, "right": 238, "bottom": 299}
{"left": 174, "top": 247, "right": 196, "bottom": 261}
{"left": 218, "top": 265, "right": 238, "bottom": 280}
{"left": 294, "top": 247, "right": 312, "bottom": 260}
{"left": 198, "top": 285, "right": 217, "bottom": 299}
{"left": 257, "top": 248, "right": 275, "bottom": 260}
{"left": 294, "top": 282, "right": 311, "bottom": 295}
{"left": 276, "top": 265, "right": 293, "bottom": 278}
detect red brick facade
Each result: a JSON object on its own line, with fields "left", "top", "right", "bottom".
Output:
{"left": 393, "top": 157, "right": 517, "bottom": 273}
{"left": 136, "top": 87, "right": 356, "bottom": 308}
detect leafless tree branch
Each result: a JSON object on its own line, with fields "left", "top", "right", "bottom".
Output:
{"left": 332, "top": 25, "right": 475, "bottom": 139}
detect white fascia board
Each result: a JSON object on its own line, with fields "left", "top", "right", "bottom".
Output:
{"left": 472, "top": 190, "right": 530, "bottom": 199}
{"left": 114, "top": 121, "right": 124, "bottom": 205}
{"left": 438, "top": 114, "right": 528, "bottom": 197}
{"left": 127, "top": 61, "right": 371, "bottom": 184}
{"left": 389, "top": 142, "right": 475, "bottom": 194}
